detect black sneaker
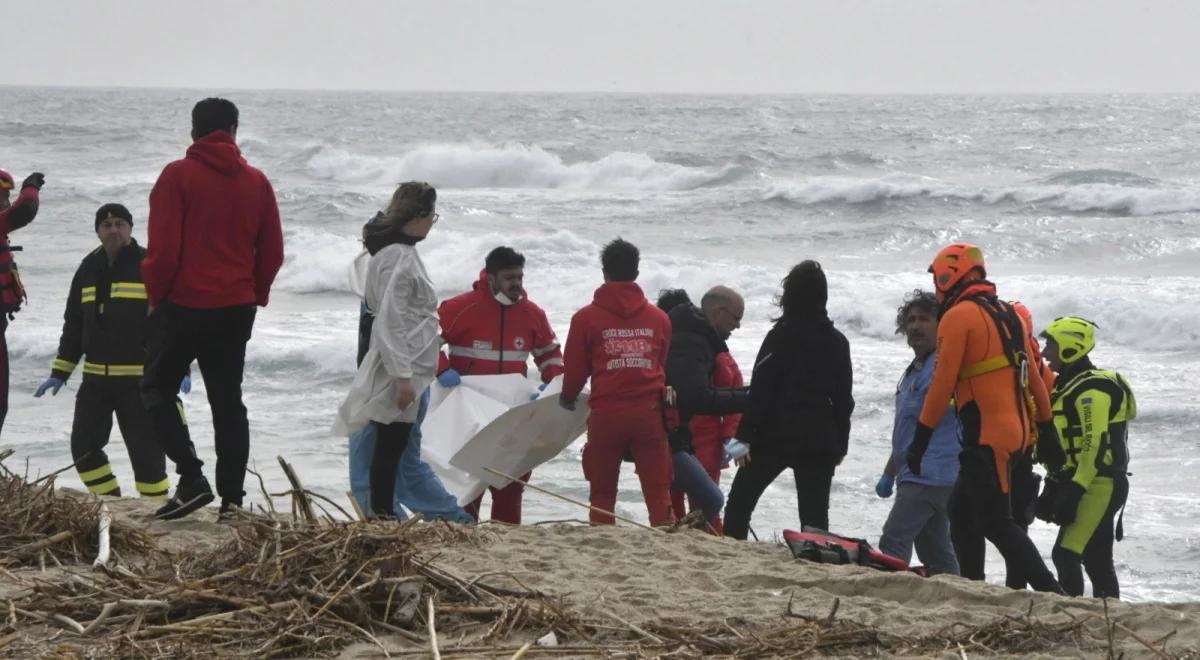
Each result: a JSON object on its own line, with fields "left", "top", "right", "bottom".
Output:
{"left": 155, "top": 476, "right": 214, "bottom": 520}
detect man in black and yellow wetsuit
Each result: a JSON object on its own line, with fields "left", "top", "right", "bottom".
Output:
{"left": 1039, "top": 316, "right": 1133, "bottom": 599}
{"left": 33, "top": 204, "right": 179, "bottom": 500}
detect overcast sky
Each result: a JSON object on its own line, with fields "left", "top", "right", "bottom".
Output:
{"left": 5, "top": 0, "right": 1196, "bottom": 94}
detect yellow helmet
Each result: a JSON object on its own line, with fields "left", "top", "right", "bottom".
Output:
{"left": 1040, "top": 316, "right": 1098, "bottom": 364}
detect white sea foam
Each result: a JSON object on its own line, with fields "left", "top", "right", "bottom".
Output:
{"left": 765, "top": 174, "right": 1200, "bottom": 216}
{"left": 302, "top": 142, "right": 743, "bottom": 191}
{"left": 272, "top": 227, "right": 363, "bottom": 294}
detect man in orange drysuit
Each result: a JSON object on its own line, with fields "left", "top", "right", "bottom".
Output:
{"left": 905, "top": 243, "right": 1065, "bottom": 593}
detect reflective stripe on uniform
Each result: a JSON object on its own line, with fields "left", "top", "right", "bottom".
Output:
{"left": 136, "top": 478, "right": 171, "bottom": 499}
{"left": 959, "top": 354, "right": 1010, "bottom": 380}
{"left": 79, "top": 463, "right": 119, "bottom": 494}
{"left": 52, "top": 358, "right": 77, "bottom": 373}
{"left": 110, "top": 282, "right": 147, "bottom": 300}
{"left": 538, "top": 357, "right": 565, "bottom": 372}
{"left": 176, "top": 401, "right": 188, "bottom": 426}
{"left": 447, "top": 345, "right": 531, "bottom": 363}
{"left": 87, "top": 479, "right": 121, "bottom": 495}
{"left": 82, "top": 362, "right": 144, "bottom": 377}
{"left": 530, "top": 342, "right": 560, "bottom": 358}
{"left": 78, "top": 463, "right": 114, "bottom": 483}
{"left": 81, "top": 286, "right": 97, "bottom": 303}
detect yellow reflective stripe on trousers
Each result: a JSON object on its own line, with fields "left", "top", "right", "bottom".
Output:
{"left": 52, "top": 358, "right": 77, "bottom": 373}
{"left": 110, "top": 282, "right": 148, "bottom": 300}
{"left": 959, "top": 354, "right": 1010, "bottom": 380}
{"left": 79, "top": 462, "right": 121, "bottom": 495}
{"left": 136, "top": 478, "right": 171, "bottom": 499}
{"left": 87, "top": 479, "right": 121, "bottom": 495}
{"left": 78, "top": 463, "right": 114, "bottom": 483}
{"left": 81, "top": 362, "right": 144, "bottom": 377}
{"left": 176, "top": 401, "right": 189, "bottom": 426}
{"left": 81, "top": 286, "right": 97, "bottom": 303}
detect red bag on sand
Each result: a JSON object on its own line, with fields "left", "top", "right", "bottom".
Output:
{"left": 783, "top": 529, "right": 927, "bottom": 577}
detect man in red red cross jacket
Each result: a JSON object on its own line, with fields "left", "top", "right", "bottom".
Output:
{"left": 436, "top": 246, "right": 564, "bottom": 524}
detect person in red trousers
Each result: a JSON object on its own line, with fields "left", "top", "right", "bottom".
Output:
{"left": 561, "top": 238, "right": 674, "bottom": 526}
{"left": 657, "top": 289, "right": 744, "bottom": 534}
{"left": 436, "top": 246, "right": 564, "bottom": 524}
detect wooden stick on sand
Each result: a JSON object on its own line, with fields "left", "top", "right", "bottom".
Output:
{"left": 483, "top": 467, "right": 662, "bottom": 532}
{"left": 427, "top": 596, "right": 441, "bottom": 660}
{"left": 277, "top": 456, "right": 316, "bottom": 523}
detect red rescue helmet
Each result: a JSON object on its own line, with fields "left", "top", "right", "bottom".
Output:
{"left": 1011, "top": 300, "right": 1034, "bottom": 334}
{"left": 1010, "top": 299, "right": 1045, "bottom": 362}
{"left": 929, "top": 243, "right": 986, "bottom": 295}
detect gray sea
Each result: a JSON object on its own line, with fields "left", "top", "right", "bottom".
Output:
{"left": 2, "top": 88, "right": 1197, "bottom": 601}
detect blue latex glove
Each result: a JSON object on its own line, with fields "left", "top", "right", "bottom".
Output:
{"left": 723, "top": 438, "right": 749, "bottom": 460}
{"left": 559, "top": 395, "right": 576, "bottom": 412}
{"left": 179, "top": 373, "right": 192, "bottom": 395}
{"left": 437, "top": 369, "right": 461, "bottom": 388}
{"left": 530, "top": 382, "right": 549, "bottom": 401}
{"left": 875, "top": 473, "right": 895, "bottom": 498}
{"left": 34, "top": 377, "right": 65, "bottom": 397}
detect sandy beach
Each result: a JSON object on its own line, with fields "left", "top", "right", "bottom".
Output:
{"left": 2, "top": 484, "right": 1198, "bottom": 658}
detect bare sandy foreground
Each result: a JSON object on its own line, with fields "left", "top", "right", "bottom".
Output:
{"left": 3, "top": 493, "right": 1199, "bottom": 658}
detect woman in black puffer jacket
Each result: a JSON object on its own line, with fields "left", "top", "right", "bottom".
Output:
{"left": 724, "top": 260, "right": 854, "bottom": 539}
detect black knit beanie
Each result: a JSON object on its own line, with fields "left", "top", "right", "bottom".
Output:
{"left": 95, "top": 203, "right": 133, "bottom": 231}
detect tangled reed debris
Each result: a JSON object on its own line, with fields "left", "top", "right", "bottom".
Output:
{"left": 0, "top": 451, "right": 1192, "bottom": 659}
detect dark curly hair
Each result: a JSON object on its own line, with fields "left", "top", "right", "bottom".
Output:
{"left": 895, "top": 289, "right": 938, "bottom": 335}
{"left": 656, "top": 288, "right": 691, "bottom": 314}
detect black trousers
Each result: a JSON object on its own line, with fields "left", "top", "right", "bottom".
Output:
{"left": 1005, "top": 449, "right": 1042, "bottom": 589}
{"left": 1052, "top": 475, "right": 1127, "bottom": 599}
{"left": 724, "top": 446, "right": 837, "bottom": 540}
{"left": 141, "top": 303, "right": 256, "bottom": 504}
{"left": 0, "top": 317, "right": 7, "bottom": 438}
{"left": 369, "top": 421, "right": 413, "bottom": 516}
{"left": 71, "top": 379, "right": 169, "bottom": 497}
{"left": 949, "top": 445, "right": 1061, "bottom": 593}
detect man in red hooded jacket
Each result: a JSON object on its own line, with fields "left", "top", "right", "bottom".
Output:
{"left": 436, "top": 246, "right": 564, "bottom": 524}
{"left": 0, "top": 168, "right": 44, "bottom": 437}
{"left": 561, "top": 238, "right": 674, "bottom": 526}
{"left": 141, "top": 98, "right": 285, "bottom": 520}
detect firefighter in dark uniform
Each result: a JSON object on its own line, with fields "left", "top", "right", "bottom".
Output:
{"left": 34, "top": 204, "right": 180, "bottom": 499}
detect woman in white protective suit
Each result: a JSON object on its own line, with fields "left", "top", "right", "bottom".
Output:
{"left": 335, "top": 181, "right": 441, "bottom": 517}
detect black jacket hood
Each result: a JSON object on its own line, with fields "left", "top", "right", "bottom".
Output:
{"left": 669, "top": 303, "right": 729, "bottom": 354}
{"left": 363, "top": 211, "right": 422, "bottom": 255}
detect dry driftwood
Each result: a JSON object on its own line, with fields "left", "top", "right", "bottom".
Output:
{"left": 0, "top": 452, "right": 1190, "bottom": 660}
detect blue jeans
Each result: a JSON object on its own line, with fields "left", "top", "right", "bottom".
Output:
{"left": 672, "top": 451, "right": 725, "bottom": 524}
{"left": 348, "top": 389, "right": 474, "bottom": 523}
{"left": 878, "top": 482, "right": 959, "bottom": 576}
